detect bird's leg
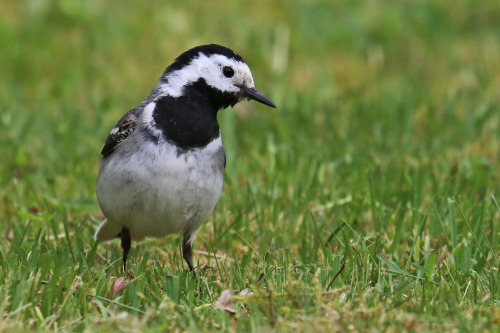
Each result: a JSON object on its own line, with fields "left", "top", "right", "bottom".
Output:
{"left": 182, "top": 234, "right": 196, "bottom": 277}
{"left": 120, "top": 227, "right": 131, "bottom": 273}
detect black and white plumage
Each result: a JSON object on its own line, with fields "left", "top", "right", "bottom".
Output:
{"left": 94, "top": 44, "right": 276, "bottom": 273}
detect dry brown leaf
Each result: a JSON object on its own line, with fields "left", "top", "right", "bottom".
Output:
{"left": 238, "top": 288, "right": 250, "bottom": 296}
{"left": 215, "top": 289, "right": 236, "bottom": 315}
{"left": 113, "top": 277, "right": 128, "bottom": 298}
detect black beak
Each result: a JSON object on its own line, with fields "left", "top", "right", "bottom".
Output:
{"left": 236, "top": 84, "right": 276, "bottom": 108}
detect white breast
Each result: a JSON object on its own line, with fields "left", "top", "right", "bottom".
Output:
{"left": 96, "top": 134, "right": 225, "bottom": 241}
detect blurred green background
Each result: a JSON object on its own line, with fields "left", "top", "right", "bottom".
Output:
{"left": 1, "top": 0, "right": 499, "bottom": 331}
{"left": 2, "top": 0, "right": 499, "bottom": 224}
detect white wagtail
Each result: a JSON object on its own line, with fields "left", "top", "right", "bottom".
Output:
{"left": 94, "top": 44, "right": 276, "bottom": 273}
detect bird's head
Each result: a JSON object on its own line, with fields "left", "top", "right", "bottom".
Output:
{"left": 160, "top": 44, "right": 276, "bottom": 110}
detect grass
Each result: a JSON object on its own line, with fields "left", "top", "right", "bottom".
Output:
{"left": 1, "top": 0, "right": 499, "bottom": 331}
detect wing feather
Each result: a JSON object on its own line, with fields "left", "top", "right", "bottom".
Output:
{"left": 101, "top": 106, "right": 143, "bottom": 157}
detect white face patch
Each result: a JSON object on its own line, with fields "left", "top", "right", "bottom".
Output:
{"left": 160, "top": 53, "right": 255, "bottom": 97}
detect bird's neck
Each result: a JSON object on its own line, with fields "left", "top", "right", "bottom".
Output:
{"left": 151, "top": 94, "right": 221, "bottom": 151}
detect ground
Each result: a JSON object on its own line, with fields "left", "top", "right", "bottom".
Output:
{"left": 0, "top": 1, "right": 499, "bottom": 332}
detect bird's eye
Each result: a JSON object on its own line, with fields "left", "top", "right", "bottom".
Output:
{"left": 222, "top": 66, "right": 234, "bottom": 78}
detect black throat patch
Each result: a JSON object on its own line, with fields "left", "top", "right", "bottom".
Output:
{"left": 151, "top": 93, "right": 224, "bottom": 152}
{"left": 152, "top": 78, "right": 240, "bottom": 152}
{"left": 152, "top": 96, "right": 220, "bottom": 151}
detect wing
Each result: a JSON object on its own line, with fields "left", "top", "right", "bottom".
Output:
{"left": 101, "top": 106, "right": 143, "bottom": 157}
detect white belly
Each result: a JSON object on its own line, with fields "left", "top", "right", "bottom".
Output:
{"left": 96, "top": 135, "right": 225, "bottom": 241}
